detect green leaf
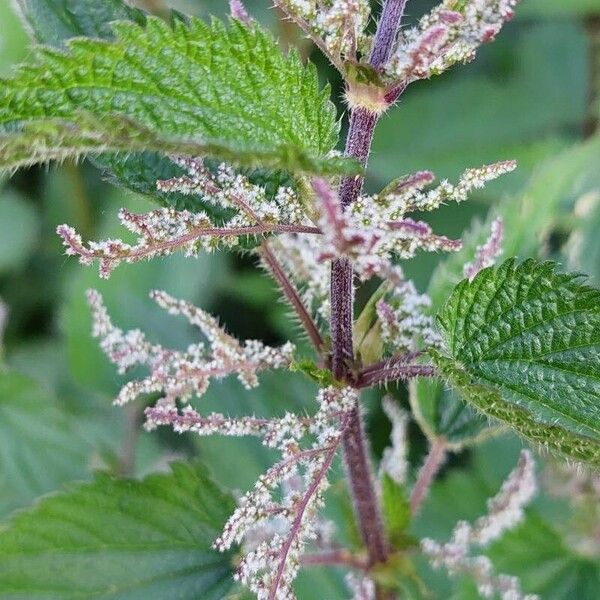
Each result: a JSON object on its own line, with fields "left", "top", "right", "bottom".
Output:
{"left": 12, "top": 0, "right": 147, "bottom": 46}
{"left": 381, "top": 474, "right": 413, "bottom": 550}
{"left": 411, "top": 137, "right": 600, "bottom": 448}
{"left": 0, "top": 370, "right": 91, "bottom": 519}
{"left": 0, "top": 462, "right": 236, "bottom": 598}
{"left": 2, "top": 14, "right": 348, "bottom": 202}
{"left": 489, "top": 513, "right": 600, "bottom": 600}
{"left": 432, "top": 259, "right": 600, "bottom": 465}
{"left": 0, "top": 189, "right": 38, "bottom": 273}
{"left": 0, "top": 112, "right": 355, "bottom": 176}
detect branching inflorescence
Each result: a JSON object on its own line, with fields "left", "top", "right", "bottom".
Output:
{"left": 422, "top": 450, "right": 538, "bottom": 600}
{"left": 51, "top": 0, "right": 533, "bottom": 598}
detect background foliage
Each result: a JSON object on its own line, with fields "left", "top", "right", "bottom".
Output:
{"left": 0, "top": 0, "right": 599, "bottom": 598}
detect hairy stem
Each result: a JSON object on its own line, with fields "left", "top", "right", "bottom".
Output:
{"left": 410, "top": 437, "right": 448, "bottom": 515}
{"left": 330, "top": 0, "right": 407, "bottom": 575}
{"left": 259, "top": 241, "right": 325, "bottom": 354}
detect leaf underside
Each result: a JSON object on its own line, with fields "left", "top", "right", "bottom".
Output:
{"left": 0, "top": 462, "right": 236, "bottom": 599}
{"left": 432, "top": 259, "right": 600, "bottom": 466}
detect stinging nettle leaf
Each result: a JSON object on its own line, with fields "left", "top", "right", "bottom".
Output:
{"left": 0, "top": 462, "right": 236, "bottom": 599}
{"left": 432, "top": 258, "right": 600, "bottom": 466}
{"left": 412, "top": 136, "right": 600, "bottom": 449}
{"left": 0, "top": 370, "right": 91, "bottom": 519}
{"left": 0, "top": 112, "right": 356, "bottom": 176}
{"left": 1, "top": 14, "right": 350, "bottom": 202}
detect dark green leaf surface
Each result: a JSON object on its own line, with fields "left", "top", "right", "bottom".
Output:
{"left": 432, "top": 259, "right": 600, "bottom": 465}
{"left": 0, "top": 462, "right": 236, "bottom": 599}
{"left": 12, "top": 0, "right": 146, "bottom": 46}
{"left": 0, "top": 370, "right": 91, "bottom": 519}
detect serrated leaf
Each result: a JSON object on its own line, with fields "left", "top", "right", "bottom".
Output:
{"left": 0, "top": 370, "right": 90, "bottom": 518}
{"left": 0, "top": 112, "right": 356, "bottom": 176}
{"left": 2, "top": 14, "right": 348, "bottom": 202}
{"left": 432, "top": 259, "right": 600, "bottom": 466}
{"left": 413, "top": 137, "right": 600, "bottom": 448}
{"left": 0, "top": 462, "right": 236, "bottom": 598}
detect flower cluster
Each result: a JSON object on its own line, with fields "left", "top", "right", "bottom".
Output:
{"left": 422, "top": 450, "right": 537, "bottom": 600}
{"left": 315, "top": 176, "right": 463, "bottom": 271}
{"left": 387, "top": 0, "right": 519, "bottom": 83}
{"left": 345, "top": 572, "right": 375, "bottom": 600}
{"left": 276, "top": 0, "right": 371, "bottom": 62}
{"left": 380, "top": 395, "right": 409, "bottom": 484}
{"left": 268, "top": 233, "right": 332, "bottom": 322}
{"left": 464, "top": 217, "right": 504, "bottom": 281}
{"left": 57, "top": 156, "right": 315, "bottom": 278}
{"left": 87, "top": 288, "right": 294, "bottom": 407}
{"left": 213, "top": 386, "right": 357, "bottom": 599}
{"left": 376, "top": 280, "right": 441, "bottom": 354}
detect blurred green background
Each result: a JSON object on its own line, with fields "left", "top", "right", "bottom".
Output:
{"left": 0, "top": 1, "right": 599, "bottom": 598}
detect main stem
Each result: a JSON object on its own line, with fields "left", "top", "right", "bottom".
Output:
{"left": 330, "top": 0, "right": 407, "bottom": 572}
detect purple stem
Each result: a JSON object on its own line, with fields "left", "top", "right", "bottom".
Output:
{"left": 355, "top": 361, "right": 436, "bottom": 389}
{"left": 330, "top": 0, "right": 408, "bottom": 575}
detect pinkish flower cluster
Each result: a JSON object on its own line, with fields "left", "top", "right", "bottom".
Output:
{"left": 387, "top": 0, "right": 520, "bottom": 82}
{"left": 57, "top": 157, "right": 315, "bottom": 278}
{"left": 87, "top": 288, "right": 294, "bottom": 407}
{"left": 276, "top": 0, "right": 371, "bottom": 63}
{"left": 214, "top": 386, "right": 357, "bottom": 599}
{"left": 314, "top": 177, "right": 462, "bottom": 269}
{"left": 87, "top": 286, "right": 360, "bottom": 599}
{"left": 422, "top": 450, "right": 537, "bottom": 600}
{"left": 268, "top": 234, "right": 332, "bottom": 322}
{"left": 464, "top": 216, "right": 504, "bottom": 280}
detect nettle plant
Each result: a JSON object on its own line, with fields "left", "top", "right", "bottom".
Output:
{"left": 1, "top": 0, "right": 599, "bottom": 599}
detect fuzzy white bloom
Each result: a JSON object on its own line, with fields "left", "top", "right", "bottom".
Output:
{"left": 57, "top": 157, "right": 311, "bottom": 278}
{"left": 269, "top": 233, "right": 331, "bottom": 321}
{"left": 87, "top": 289, "right": 294, "bottom": 406}
{"left": 472, "top": 449, "right": 537, "bottom": 546}
{"left": 314, "top": 177, "right": 463, "bottom": 270}
{"left": 345, "top": 572, "right": 375, "bottom": 600}
{"left": 376, "top": 279, "right": 441, "bottom": 354}
{"left": 388, "top": 0, "right": 520, "bottom": 82}
{"left": 380, "top": 396, "right": 409, "bottom": 485}
{"left": 422, "top": 450, "right": 538, "bottom": 600}
{"left": 464, "top": 216, "right": 504, "bottom": 281}
{"left": 278, "top": 0, "right": 371, "bottom": 61}
{"left": 354, "top": 162, "right": 517, "bottom": 227}
{"left": 215, "top": 386, "right": 358, "bottom": 599}
{"left": 315, "top": 0, "right": 370, "bottom": 57}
